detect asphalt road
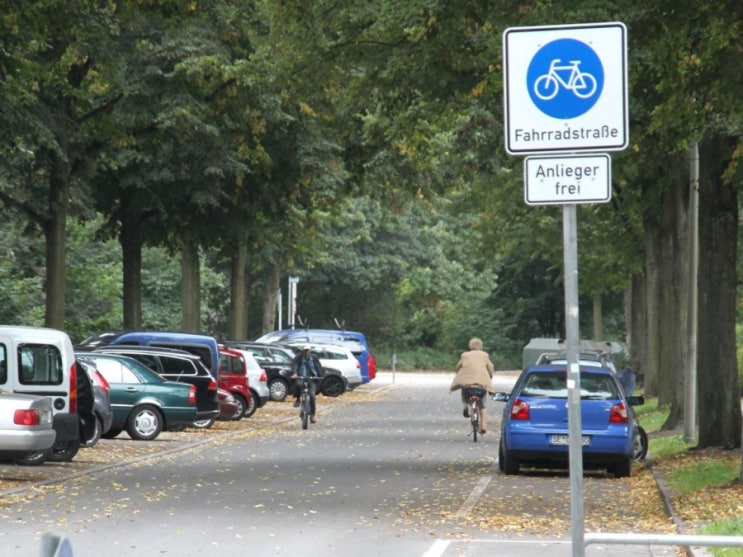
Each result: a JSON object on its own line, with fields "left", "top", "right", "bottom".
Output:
{"left": 0, "top": 371, "right": 680, "bottom": 557}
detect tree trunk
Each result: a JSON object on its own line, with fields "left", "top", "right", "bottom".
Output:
{"left": 658, "top": 158, "right": 689, "bottom": 431}
{"left": 44, "top": 151, "right": 69, "bottom": 329}
{"left": 626, "top": 275, "right": 647, "bottom": 383}
{"left": 181, "top": 239, "right": 201, "bottom": 332}
{"left": 592, "top": 294, "right": 602, "bottom": 340}
{"left": 262, "top": 262, "right": 281, "bottom": 334}
{"left": 228, "top": 234, "right": 248, "bottom": 339}
{"left": 640, "top": 154, "right": 689, "bottom": 430}
{"left": 643, "top": 217, "right": 661, "bottom": 397}
{"left": 120, "top": 189, "right": 142, "bottom": 329}
{"left": 696, "top": 134, "right": 741, "bottom": 449}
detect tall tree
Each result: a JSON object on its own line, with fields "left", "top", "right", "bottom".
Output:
{"left": 0, "top": 2, "right": 124, "bottom": 328}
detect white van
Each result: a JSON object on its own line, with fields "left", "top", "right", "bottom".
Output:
{"left": 0, "top": 326, "right": 83, "bottom": 463}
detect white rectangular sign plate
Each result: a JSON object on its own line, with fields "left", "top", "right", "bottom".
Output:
{"left": 504, "top": 22, "right": 628, "bottom": 154}
{"left": 524, "top": 154, "right": 611, "bottom": 205}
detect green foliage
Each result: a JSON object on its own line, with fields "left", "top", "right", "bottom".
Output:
{"left": 65, "top": 217, "right": 123, "bottom": 343}
{"left": 374, "top": 346, "right": 455, "bottom": 372}
{"left": 0, "top": 219, "right": 45, "bottom": 327}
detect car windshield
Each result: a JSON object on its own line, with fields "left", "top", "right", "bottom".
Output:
{"left": 520, "top": 372, "right": 620, "bottom": 399}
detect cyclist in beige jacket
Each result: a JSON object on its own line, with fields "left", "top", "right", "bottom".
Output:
{"left": 450, "top": 338, "right": 495, "bottom": 433}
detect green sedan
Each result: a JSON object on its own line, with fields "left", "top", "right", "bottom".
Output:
{"left": 76, "top": 353, "right": 197, "bottom": 441}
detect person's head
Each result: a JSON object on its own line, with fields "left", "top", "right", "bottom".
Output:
{"left": 468, "top": 337, "right": 483, "bottom": 351}
{"left": 302, "top": 344, "right": 312, "bottom": 354}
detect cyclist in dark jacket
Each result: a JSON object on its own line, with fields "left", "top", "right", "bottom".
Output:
{"left": 291, "top": 345, "right": 322, "bottom": 422}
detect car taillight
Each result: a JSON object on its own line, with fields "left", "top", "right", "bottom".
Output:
{"left": 92, "top": 370, "right": 110, "bottom": 392}
{"left": 609, "top": 402, "right": 629, "bottom": 424}
{"left": 368, "top": 354, "right": 376, "bottom": 379}
{"left": 100, "top": 374, "right": 110, "bottom": 391}
{"left": 208, "top": 379, "right": 217, "bottom": 391}
{"left": 15, "top": 409, "right": 41, "bottom": 426}
{"left": 188, "top": 385, "right": 197, "bottom": 404}
{"left": 259, "top": 371, "right": 267, "bottom": 382}
{"left": 510, "top": 398, "right": 530, "bottom": 420}
{"left": 69, "top": 363, "right": 78, "bottom": 413}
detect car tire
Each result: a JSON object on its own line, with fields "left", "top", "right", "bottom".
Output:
{"left": 612, "top": 457, "right": 632, "bottom": 478}
{"left": 48, "top": 438, "right": 81, "bottom": 462}
{"left": 82, "top": 415, "right": 103, "bottom": 447}
{"left": 320, "top": 375, "right": 345, "bottom": 398}
{"left": 190, "top": 417, "right": 216, "bottom": 429}
{"left": 14, "top": 447, "right": 53, "bottom": 466}
{"left": 102, "top": 428, "right": 122, "bottom": 439}
{"left": 631, "top": 425, "right": 648, "bottom": 462}
{"left": 269, "top": 378, "right": 289, "bottom": 402}
{"left": 127, "top": 404, "right": 163, "bottom": 441}
{"left": 499, "top": 437, "right": 520, "bottom": 475}
{"left": 240, "top": 392, "right": 256, "bottom": 418}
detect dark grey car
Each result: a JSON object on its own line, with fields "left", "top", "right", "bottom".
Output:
{"left": 78, "top": 359, "right": 113, "bottom": 447}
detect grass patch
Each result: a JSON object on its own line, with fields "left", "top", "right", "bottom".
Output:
{"left": 701, "top": 517, "right": 743, "bottom": 556}
{"left": 649, "top": 434, "right": 697, "bottom": 459}
{"left": 634, "top": 397, "right": 667, "bottom": 432}
{"left": 665, "top": 458, "right": 739, "bottom": 495}
{"left": 637, "top": 397, "right": 696, "bottom": 458}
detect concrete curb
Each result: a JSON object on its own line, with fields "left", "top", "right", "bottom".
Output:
{"left": 648, "top": 459, "right": 713, "bottom": 557}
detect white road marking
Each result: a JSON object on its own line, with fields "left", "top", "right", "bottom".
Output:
{"left": 422, "top": 539, "right": 450, "bottom": 557}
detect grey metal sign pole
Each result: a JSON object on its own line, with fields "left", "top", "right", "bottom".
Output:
{"left": 563, "top": 203, "right": 584, "bottom": 556}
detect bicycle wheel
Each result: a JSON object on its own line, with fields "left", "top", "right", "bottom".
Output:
{"left": 301, "top": 393, "right": 310, "bottom": 430}
{"left": 471, "top": 402, "right": 479, "bottom": 442}
{"left": 534, "top": 74, "right": 559, "bottom": 100}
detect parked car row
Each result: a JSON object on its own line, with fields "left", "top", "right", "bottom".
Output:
{"left": 2, "top": 326, "right": 376, "bottom": 465}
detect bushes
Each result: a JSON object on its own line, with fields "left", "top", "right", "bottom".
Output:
{"left": 373, "top": 346, "right": 455, "bottom": 371}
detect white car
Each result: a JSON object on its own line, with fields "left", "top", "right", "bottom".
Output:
{"left": 232, "top": 350, "right": 270, "bottom": 408}
{"left": 293, "top": 343, "right": 363, "bottom": 390}
{"left": 0, "top": 391, "right": 56, "bottom": 466}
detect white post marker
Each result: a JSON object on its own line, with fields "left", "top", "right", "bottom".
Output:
{"left": 524, "top": 154, "right": 611, "bottom": 205}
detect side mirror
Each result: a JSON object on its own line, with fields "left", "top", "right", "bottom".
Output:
{"left": 492, "top": 392, "right": 510, "bottom": 402}
{"left": 627, "top": 395, "right": 645, "bottom": 407}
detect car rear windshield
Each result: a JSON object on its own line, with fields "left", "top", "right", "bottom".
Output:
{"left": 18, "top": 344, "right": 65, "bottom": 386}
{"left": 520, "top": 372, "right": 620, "bottom": 399}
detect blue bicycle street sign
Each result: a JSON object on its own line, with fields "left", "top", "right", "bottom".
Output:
{"left": 503, "top": 22, "right": 627, "bottom": 154}
{"left": 527, "top": 38, "right": 604, "bottom": 119}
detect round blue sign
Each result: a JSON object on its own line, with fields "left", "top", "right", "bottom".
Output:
{"left": 526, "top": 38, "right": 604, "bottom": 119}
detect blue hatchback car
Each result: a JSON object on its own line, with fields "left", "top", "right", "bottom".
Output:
{"left": 494, "top": 364, "right": 640, "bottom": 477}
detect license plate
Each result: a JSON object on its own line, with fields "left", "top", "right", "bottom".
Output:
{"left": 550, "top": 434, "right": 590, "bottom": 446}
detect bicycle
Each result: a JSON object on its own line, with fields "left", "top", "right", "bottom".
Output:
{"left": 463, "top": 385, "right": 487, "bottom": 442}
{"left": 533, "top": 59, "right": 597, "bottom": 101}
{"left": 297, "top": 376, "right": 319, "bottom": 430}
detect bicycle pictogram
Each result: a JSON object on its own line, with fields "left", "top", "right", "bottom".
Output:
{"left": 533, "top": 59, "right": 597, "bottom": 101}
{"left": 525, "top": 38, "right": 604, "bottom": 120}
